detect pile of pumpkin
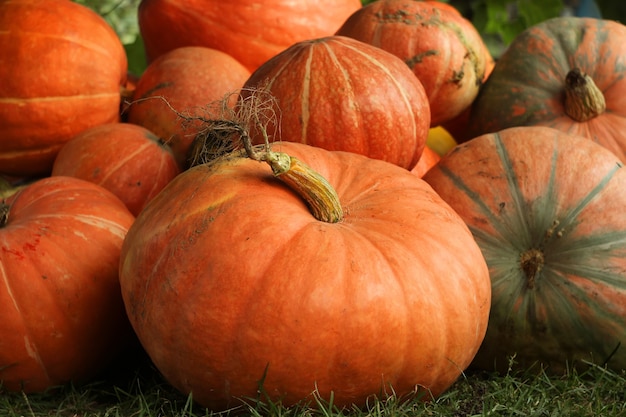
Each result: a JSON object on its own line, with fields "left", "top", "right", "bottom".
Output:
{"left": 1, "top": 0, "right": 626, "bottom": 412}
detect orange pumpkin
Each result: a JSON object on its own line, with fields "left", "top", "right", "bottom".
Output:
{"left": 119, "top": 140, "right": 491, "bottom": 410}
{"left": 126, "top": 46, "right": 251, "bottom": 168}
{"left": 51, "top": 123, "right": 181, "bottom": 216}
{"left": 442, "top": 41, "right": 496, "bottom": 143}
{"left": 0, "top": 176, "right": 135, "bottom": 392}
{"left": 241, "top": 36, "right": 431, "bottom": 170}
{"left": 410, "top": 145, "right": 441, "bottom": 178}
{"left": 336, "top": 0, "right": 488, "bottom": 126}
{"left": 0, "top": 0, "right": 127, "bottom": 177}
{"left": 138, "top": 0, "right": 362, "bottom": 73}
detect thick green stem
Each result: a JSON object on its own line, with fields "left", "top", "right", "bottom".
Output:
{"left": 564, "top": 68, "right": 606, "bottom": 122}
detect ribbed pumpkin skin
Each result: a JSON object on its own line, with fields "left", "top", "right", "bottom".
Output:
{"left": 51, "top": 123, "right": 181, "bottom": 216}
{"left": 467, "top": 17, "right": 626, "bottom": 161}
{"left": 138, "top": 0, "right": 362, "bottom": 73}
{"left": 335, "top": 0, "right": 488, "bottom": 127}
{"left": 0, "top": 0, "right": 127, "bottom": 177}
{"left": 119, "top": 142, "right": 491, "bottom": 410}
{"left": 0, "top": 177, "right": 135, "bottom": 392}
{"left": 241, "top": 36, "right": 431, "bottom": 170}
{"left": 423, "top": 126, "right": 626, "bottom": 374}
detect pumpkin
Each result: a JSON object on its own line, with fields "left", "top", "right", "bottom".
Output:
{"left": 423, "top": 125, "right": 626, "bottom": 374}
{"left": 119, "top": 140, "right": 491, "bottom": 410}
{"left": 240, "top": 36, "right": 431, "bottom": 170}
{"left": 467, "top": 17, "right": 626, "bottom": 162}
{"left": 442, "top": 40, "right": 496, "bottom": 143}
{"left": 0, "top": 176, "right": 136, "bottom": 392}
{"left": 51, "top": 123, "right": 181, "bottom": 216}
{"left": 126, "top": 46, "right": 251, "bottom": 168}
{"left": 410, "top": 145, "right": 440, "bottom": 178}
{"left": 335, "top": 0, "right": 488, "bottom": 126}
{"left": 138, "top": 0, "right": 362, "bottom": 73}
{"left": 0, "top": 0, "right": 128, "bottom": 177}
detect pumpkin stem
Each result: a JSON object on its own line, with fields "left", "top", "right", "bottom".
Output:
{"left": 264, "top": 151, "right": 344, "bottom": 223}
{"left": 519, "top": 248, "right": 544, "bottom": 289}
{"left": 187, "top": 87, "right": 344, "bottom": 223}
{"left": 564, "top": 68, "right": 606, "bottom": 122}
{"left": 240, "top": 128, "right": 343, "bottom": 223}
{"left": 242, "top": 93, "right": 343, "bottom": 223}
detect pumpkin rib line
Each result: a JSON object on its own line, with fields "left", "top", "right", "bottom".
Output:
{"left": 0, "top": 93, "right": 121, "bottom": 104}
{"left": 342, "top": 219, "right": 459, "bottom": 381}
{"left": 549, "top": 162, "right": 621, "bottom": 237}
{"left": 0, "top": 30, "right": 121, "bottom": 63}
{"left": 300, "top": 45, "right": 314, "bottom": 145}
{"left": 335, "top": 38, "right": 418, "bottom": 141}
{"left": 493, "top": 132, "right": 543, "bottom": 249}
{"left": 537, "top": 267, "right": 624, "bottom": 362}
{"left": 96, "top": 142, "right": 152, "bottom": 186}
{"left": 435, "top": 164, "right": 514, "bottom": 250}
{"left": 320, "top": 40, "right": 362, "bottom": 152}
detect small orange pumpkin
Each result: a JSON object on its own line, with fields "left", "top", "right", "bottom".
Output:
{"left": 127, "top": 46, "right": 251, "bottom": 168}
{"left": 241, "top": 36, "right": 431, "bottom": 170}
{"left": 336, "top": 0, "right": 488, "bottom": 126}
{"left": 51, "top": 123, "right": 181, "bottom": 216}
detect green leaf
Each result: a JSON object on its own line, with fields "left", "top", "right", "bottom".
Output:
{"left": 124, "top": 35, "right": 147, "bottom": 76}
{"left": 516, "top": 0, "right": 564, "bottom": 28}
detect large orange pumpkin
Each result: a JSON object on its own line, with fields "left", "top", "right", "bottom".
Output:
{"left": 126, "top": 46, "right": 251, "bottom": 168}
{"left": 0, "top": 0, "right": 128, "bottom": 177}
{"left": 424, "top": 126, "right": 626, "bottom": 374}
{"left": 0, "top": 176, "right": 135, "bottom": 392}
{"left": 119, "top": 141, "right": 491, "bottom": 410}
{"left": 335, "top": 0, "right": 488, "bottom": 127}
{"left": 241, "top": 36, "right": 431, "bottom": 170}
{"left": 467, "top": 17, "right": 626, "bottom": 162}
{"left": 138, "top": 0, "right": 362, "bottom": 73}
{"left": 51, "top": 123, "right": 181, "bottom": 216}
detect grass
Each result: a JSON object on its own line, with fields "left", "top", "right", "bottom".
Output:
{"left": 1, "top": 351, "right": 625, "bottom": 417}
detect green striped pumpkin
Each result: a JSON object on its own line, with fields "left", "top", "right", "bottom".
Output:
{"left": 466, "top": 17, "right": 626, "bottom": 162}
{"left": 423, "top": 125, "right": 626, "bottom": 374}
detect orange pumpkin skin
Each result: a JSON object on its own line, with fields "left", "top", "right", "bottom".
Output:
{"left": 138, "top": 0, "right": 362, "bottom": 73}
{"left": 0, "top": 0, "right": 127, "bottom": 177}
{"left": 467, "top": 17, "right": 626, "bottom": 161}
{"left": 126, "top": 46, "right": 251, "bottom": 168}
{"left": 119, "top": 141, "right": 491, "bottom": 410}
{"left": 51, "top": 123, "right": 181, "bottom": 216}
{"left": 424, "top": 126, "right": 626, "bottom": 374}
{"left": 442, "top": 42, "right": 496, "bottom": 143}
{"left": 336, "top": 0, "right": 488, "bottom": 127}
{"left": 241, "top": 36, "right": 431, "bottom": 170}
{"left": 410, "top": 145, "right": 441, "bottom": 178}
{"left": 0, "top": 176, "right": 135, "bottom": 392}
